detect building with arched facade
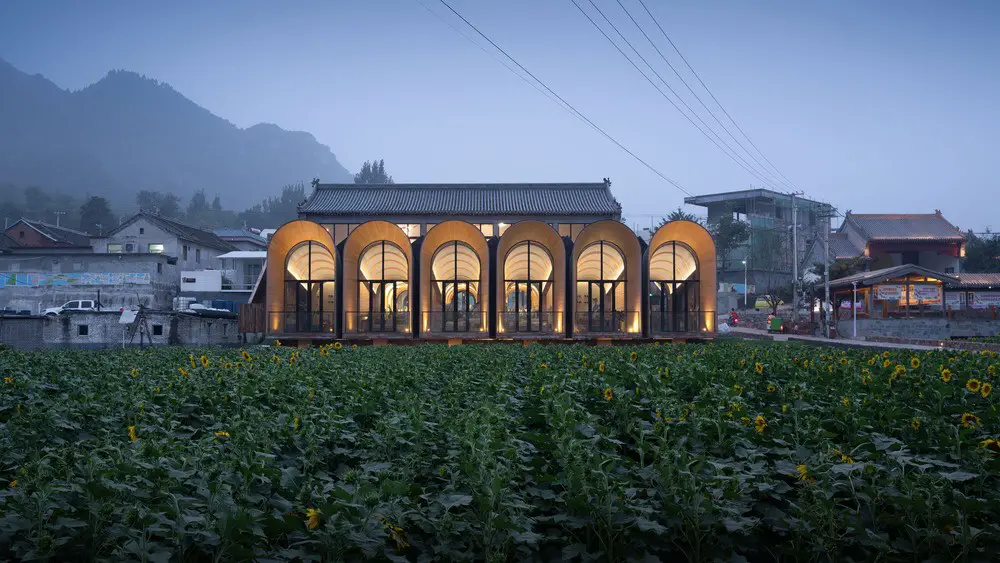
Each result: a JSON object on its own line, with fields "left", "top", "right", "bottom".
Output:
{"left": 258, "top": 181, "right": 716, "bottom": 341}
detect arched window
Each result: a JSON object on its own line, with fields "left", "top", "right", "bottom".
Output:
{"left": 358, "top": 241, "right": 409, "bottom": 333}
{"left": 648, "top": 241, "right": 700, "bottom": 333}
{"left": 430, "top": 241, "right": 481, "bottom": 332}
{"left": 576, "top": 241, "right": 627, "bottom": 333}
{"left": 284, "top": 241, "right": 335, "bottom": 333}
{"left": 503, "top": 241, "right": 555, "bottom": 332}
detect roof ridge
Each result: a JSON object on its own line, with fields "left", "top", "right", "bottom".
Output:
{"left": 23, "top": 218, "right": 91, "bottom": 236}
{"left": 315, "top": 182, "right": 608, "bottom": 189}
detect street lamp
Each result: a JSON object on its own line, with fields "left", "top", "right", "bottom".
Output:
{"left": 742, "top": 259, "right": 748, "bottom": 307}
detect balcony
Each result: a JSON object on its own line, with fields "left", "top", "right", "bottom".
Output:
{"left": 498, "top": 310, "right": 562, "bottom": 335}
{"left": 420, "top": 311, "right": 488, "bottom": 336}
{"left": 269, "top": 311, "right": 336, "bottom": 335}
{"left": 573, "top": 311, "right": 638, "bottom": 336}
{"left": 345, "top": 311, "right": 412, "bottom": 336}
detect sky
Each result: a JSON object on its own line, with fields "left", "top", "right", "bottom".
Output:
{"left": 1, "top": 0, "right": 998, "bottom": 230}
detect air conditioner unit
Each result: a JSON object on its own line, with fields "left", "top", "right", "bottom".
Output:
{"left": 125, "top": 243, "right": 136, "bottom": 253}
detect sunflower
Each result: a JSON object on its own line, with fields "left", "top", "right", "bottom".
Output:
{"left": 883, "top": 351, "right": 890, "bottom": 358}
{"left": 781, "top": 403, "right": 788, "bottom": 413}
{"left": 352, "top": 344, "right": 358, "bottom": 350}
{"left": 794, "top": 464, "right": 809, "bottom": 481}
{"left": 883, "top": 360, "right": 892, "bottom": 369}
{"left": 241, "top": 350, "right": 252, "bottom": 361}
{"left": 966, "top": 379, "right": 982, "bottom": 393}
{"left": 989, "top": 365, "right": 997, "bottom": 377}
{"left": 189, "top": 355, "right": 197, "bottom": 369}
{"left": 961, "top": 413, "right": 981, "bottom": 428}
{"left": 598, "top": 362, "right": 606, "bottom": 373}
{"left": 630, "top": 351, "right": 638, "bottom": 361}
{"left": 8, "top": 480, "right": 16, "bottom": 488}
{"left": 319, "top": 347, "right": 328, "bottom": 356}
{"left": 275, "top": 339, "right": 282, "bottom": 347}
{"left": 941, "top": 368, "right": 953, "bottom": 383}
{"left": 739, "top": 359, "right": 747, "bottom": 367}
{"left": 661, "top": 367, "right": 670, "bottom": 379}
{"left": 767, "top": 384, "right": 777, "bottom": 393}
{"left": 293, "top": 417, "right": 300, "bottom": 431}
{"left": 539, "top": 363, "right": 548, "bottom": 369}
{"left": 200, "top": 355, "right": 209, "bottom": 368}
{"left": 754, "top": 362, "right": 764, "bottom": 375}
{"left": 910, "top": 357, "right": 921, "bottom": 369}
{"left": 982, "top": 439, "right": 1000, "bottom": 453}
{"left": 754, "top": 415, "right": 767, "bottom": 433}
{"left": 128, "top": 425, "right": 137, "bottom": 442}
{"left": 178, "top": 368, "right": 190, "bottom": 377}
{"left": 305, "top": 508, "right": 322, "bottom": 530}
{"left": 910, "top": 418, "right": 921, "bottom": 430}
{"left": 840, "top": 357, "right": 848, "bottom": 365}
{"left": 215, "top": 431, "right": 230, "bottom": 438}
{"left": 868, "top": 357, "right": 876, "bottom": 366}
{"left": 130, "top": 368, "right": 139, "bottom": 378}
{"left": 982, "top": 382, "right": 993, "bottom": 398}
{"left": 841, "top": 397, "right": 850, "bottom": 407}
{"left": 333, "top": 341, "right": 343, "bottom": 350}
{"left": 3, "top": 377, "right": 12, "bottom": 384}
{"left": 603, "top": 387, "right": 613, "bottom": 401}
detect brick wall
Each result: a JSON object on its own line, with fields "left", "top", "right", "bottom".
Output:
{"left": 837, "top": 317, "right": 1000, "bottom": 340}
{"left": 0, "top": 311, "right": 240, "bottom": 349}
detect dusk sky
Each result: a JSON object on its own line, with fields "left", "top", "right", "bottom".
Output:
{"left": 1, "top": 0, "right": 997, "bottom": 230}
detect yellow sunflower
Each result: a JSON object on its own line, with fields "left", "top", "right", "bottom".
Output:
{"left": 305, "top": 508, "right": 322, "bottom": 530}
{"left": 767, "top": 384, "right": 777, "bottom": 393}
{"left": 200, "top": 355, "right": 209, "bottom": 368}
{"left": 754, "top": 362, "right": 764, "bottom": 375}
{"left": 982, "top": 382, "right": 993, "bottom": 398}
{"left": 941, "top": 368, "right": 953, "bottom": 383}
{"left": 883, "top": 360, "right": 892, "bottom": 369}
{"left": 333, "top": 341, "right": 342, "bottom": 350}
{"left": 754, "top": 415, "right": 767, "bottom": 433}
{"left": 128, "top": 425, "right": 137, "bottom": 442}
{"left": 910, "top": 418, "right": 921, "bottom": 430}
{"left": 966, "top": 379, "right": 982, "bottom": 393}
{"left": 961, "top": 413, "right": 981, "bottom": 428}
{"left": 630, "top": 351, "right": 638, "bottom": 361}
{"left": 603, "top": 387, "right": 613, "bottom": 401}
{"left": 982, "top": 439, "right": 1000, "bottom": 453}
{"left": 910, "top": 357, "right": 920, "bottom": 369}
{"left": 598, "top": 362, "right": 606, "bottom": 373}
{"left": 794, "top": 464, "right": 808, "bottom": 481}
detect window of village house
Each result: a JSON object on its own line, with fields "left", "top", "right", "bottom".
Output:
{"left": 153, "top": 324, "right": 163, "bottom": 336}
{"left": 19, "top": 231, "right": 25, "bottom": 239}
{"left": 183, "top": 246, "right": 188, "bottom": 260}
{"left": 108, "top": 243, "right": 123, "bottom": 253}
{"left": 139, "top": 227, "right": 145, "bottom": 235}
{"left": 78, "top": 324, "right": 89, "bottom": 336}
{"left": 196, "top": 249, "right": 201, "bottom": 263}
{"left": 148, "top": 243, "right": 164, "bottom": 254}
{"left": 157, "top": 263, "right": 163, "bottom": 274}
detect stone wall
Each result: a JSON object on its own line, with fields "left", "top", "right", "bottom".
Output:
{"left": 837, "top": 317, "right": 1000, "bottom": 340}
{"left": 0, "top": 253, "right": 179, "bottom": 313}
{"left": 0, "top": 311, "right": 240, "bottom": 349}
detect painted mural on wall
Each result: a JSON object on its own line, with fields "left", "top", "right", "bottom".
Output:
{"left": 0, "top": 273, "right": 152, "bottom": 287}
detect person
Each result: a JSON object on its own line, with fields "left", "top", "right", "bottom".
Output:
{"left": 729, "top": 308, "right": 739, "bottom": 325}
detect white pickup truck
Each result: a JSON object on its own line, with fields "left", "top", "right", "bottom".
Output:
{"left": 43, "top": 300, "right": 100, "bottom": 316}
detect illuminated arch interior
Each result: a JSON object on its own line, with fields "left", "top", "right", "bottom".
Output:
{"left": 577, "top": 241, "right": 626, "bottom": 282}
{"left": 432, "top": 241, "right": 481, "bottom": 282}
{"left": 504, "top": 241, "right": 553, "bottom": 281}
{"left": 648, "top": 241, "right": 701, "bottom": 333}
{"left": 429, "top": 240, "right": 482, "bottom": 332}
{"left": 359, "top": 241, "right": 408, "bottom": 282}
{"left": 649, "top": 241, "right": 698, "bottom": 284}
{"left": 285, "top": 241, "right": 335, "bottom": 281}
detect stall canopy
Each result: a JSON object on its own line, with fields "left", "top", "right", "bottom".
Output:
{"left": 825, "top": 264, "right": 958, "bottom": 290}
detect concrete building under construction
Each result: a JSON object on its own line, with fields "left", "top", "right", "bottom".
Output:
{"left": 685, "top": 188, "right": 836, "bottom": 292}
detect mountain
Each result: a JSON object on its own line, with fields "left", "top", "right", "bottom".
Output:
{"left": 0, "top": 57, "right": 352, "bottom": 208}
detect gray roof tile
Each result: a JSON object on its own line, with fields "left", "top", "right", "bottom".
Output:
{"left": 827, "top": 233, "right": 862, "bottom": 259}
{"left": 298, "top": 183, "right": 622, "bottom": 217}
{"left": 844, "top": 212, "right": 965, "bottom": 241}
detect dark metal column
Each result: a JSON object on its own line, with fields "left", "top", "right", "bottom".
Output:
{"left": 563, "top": 236, "right": 574, "bottom": 339}
{"left": 488, "top": 236, "right": 498, "bottom": 339}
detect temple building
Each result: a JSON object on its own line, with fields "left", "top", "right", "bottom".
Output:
{"left": 252, "top": 181, "right": 716, "bottom": 342}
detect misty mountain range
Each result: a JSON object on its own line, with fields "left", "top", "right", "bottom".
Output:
{"left": 0, "top": 57, "right": 352, "bottom": 208}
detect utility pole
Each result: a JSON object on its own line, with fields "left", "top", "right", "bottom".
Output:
{"left": 791, "top": 193, "right": 800, "bottom": 323}
{"left": 53, "top": 211, "right": 66, "bottom": 227}
{"left": 823, "top": 207, "right": 831, "bottom": 338}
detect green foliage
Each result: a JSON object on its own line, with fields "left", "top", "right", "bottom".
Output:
{"left": 354, "top": 159, "right": 394, "bottom": 184}
{"left": 136, "top": 190, "right": 182, "bottom": 218}
{"left": 656, "top": 207, "right": 702, "bottom": 229}
{"left": 963, "top": 231, "right": 1000, "bottom": 273}
{"left": 709, "top": 214, "right": 751, "bottom": 272}
{"left": 1, "top": 343, "right": 999, "bottom": 560}
{"left": 78, "top": 196, "right": 117, "bottom": 235}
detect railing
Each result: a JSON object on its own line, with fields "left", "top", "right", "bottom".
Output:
{"left": 649, "top": 311, "right": 709, "bottom": 334}
{"left": 421, "top": 311, "right": 488, "bottom": 335}
{"left": 573, "top": 311, "right": 636, "bottom": 335}
{"left": 345, "top": 311, "right": 412, "bottom": 335}
{"left": 269, "top": 311, "right": 336, "bottom": 334}
{"left": 499, "top": 310, "right": 561, "bottom": 334}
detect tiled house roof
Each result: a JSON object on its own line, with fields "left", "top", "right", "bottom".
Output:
{"left": 109, "top": 212, "right": 235, "bottom": 251}
{"left": 842, "top": 211, "right": 965, "bottom": 242}
{"left": 298, "top": 182, "right": 623, "bottom": 217}
{"left": 949, "top": 273, "right": 1000, "bottom": 289}
{"left": 827, "top": 233, "right": 863, "bottom": 259}
{"left": 0, "top": 232, "right": 19, "bottom": 252}
{"left": 213, "top": 228, "right": 267, "bottom": 245}
{"left": 10, "top": 219, "right": 92, "bottom": 247}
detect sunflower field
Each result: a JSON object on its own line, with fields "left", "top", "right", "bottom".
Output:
{"left": 1, "top": 341, "right": 998, "bottom": 562}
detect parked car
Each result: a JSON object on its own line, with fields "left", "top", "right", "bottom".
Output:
{"left": 43, "top": 300, "right": 100, "bottom": 316}
{"left": 754, "top": 295, "right": 784, "bottom": 309}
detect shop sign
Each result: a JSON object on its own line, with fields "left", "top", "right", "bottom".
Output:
{"left": 874, "top": 284, "right": 902, "bottom": 301}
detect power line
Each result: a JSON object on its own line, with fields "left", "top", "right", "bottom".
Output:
{"left": 634, "top": 0, "right": 798, "bottom": 190}
{"left": 427, "top": 0, "right": 693, "bottom": 196}
{"left": 612, "top": 0, "right": 793, "bottom": 191}
{"left": 572, "top": 0, "right": 783, "bottom": 191}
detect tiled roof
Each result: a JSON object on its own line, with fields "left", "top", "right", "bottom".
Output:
{"left": 108, "top": 212, "right": 235, "bottom": 251}
{"left": 15, "top": 219, "right": 92, "bottom": 247}
{"left": 0, "top": 232, "right": 19, "bottom": 251}
{"left": 213, "top": 228, "right": 267, "bottom": 244}
{"left": 949, "top": 273, "right": 1000, "bottom": 289}
{"left": 826, "top": 264, "right": 959, "bottom": 289}
{"left": 828, "top": 233, "right": 862, "bottom": 259}
{"left": 842, "top": 212, "right": 965, "bottom": 242}
{"left": 298, "top": 182, "right": 622, "bottom": 217}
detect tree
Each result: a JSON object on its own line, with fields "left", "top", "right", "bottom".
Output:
{"left": 353, "top": 159, "right": 394, "bottom": 184}
{"left": 237, "top": 183, "right": 307, "bottom": 228}
{"left": 708, "top": 214, "right": 751, "bottom": 272}
{"left": 79, "top": 196, "right": 116, "bottom": 235}
{"left": 136, "top": 190, "right": 181, "bottom": 218}
{"left": 963, "top": 231, "right": 1000, "bottom": 273}
{"left": 656, "top": 207, "right": 702, "bottom": 229}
